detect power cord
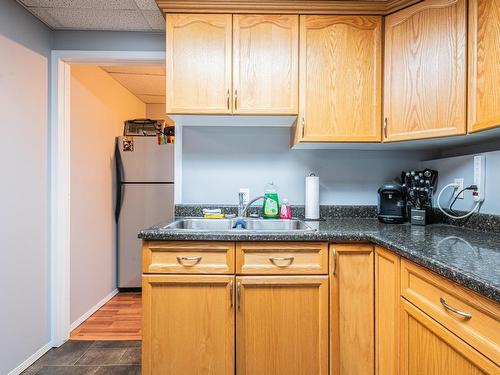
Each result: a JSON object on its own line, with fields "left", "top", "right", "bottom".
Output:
{"left": 437, "top": 183, "right": 481, "bottom": 220}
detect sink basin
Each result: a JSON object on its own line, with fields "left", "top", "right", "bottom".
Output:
{"left": 163, "top": 218, "right": 315, "bottom": 232}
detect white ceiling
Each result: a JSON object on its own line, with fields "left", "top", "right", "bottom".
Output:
{"left": 17, "top": 0, "right": 165, "bottom": 31}
{"left": 100, "top": 64, "right": 166, "bottom": 104}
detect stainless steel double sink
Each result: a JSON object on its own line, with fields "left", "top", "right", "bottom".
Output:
{"left": 164, "top": 218, "right": 316, "bottom": 232}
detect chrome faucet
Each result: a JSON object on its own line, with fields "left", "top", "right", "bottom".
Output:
{"left": 238, "top": 195, "right": 266, "bottom": 218}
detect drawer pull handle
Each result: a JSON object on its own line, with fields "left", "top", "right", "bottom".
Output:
{"left": 176, "top": 256, "right": 202, "bottom": 266}
{"left": 269, "top": 256, "right": 295, "bottom": 267}
{"left": 440, "top": 298, "right": 472, "bottom": 320}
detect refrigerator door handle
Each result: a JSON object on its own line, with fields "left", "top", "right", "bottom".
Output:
{"left": 114, "top": 140, "right": 125, "bottom": 222}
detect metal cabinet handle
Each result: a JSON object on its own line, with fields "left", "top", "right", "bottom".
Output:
{"left": 383, "top": 118, "right": 388, "bottom": 139}
{"left": 333, "top": 248, "right": 337, "bottom": 275}
{"left": 229, "top": 280, "right": 233, "bottom": 308}
{"left": 176, "top": 256, "right": 202, "bottom": 266}
{"left": 440, "top": 298, "right": 472, "bottom": 320}
{"left": 269, "top": 256, "right": 295, "bottom": 267}
{"left": 234, "top": 89, "right": 238, "bottom": 111}
{"left": 226, "top": 89, "right": 230, "bottom": 110}
{"left": 237, "top": 281, "right": 241, "bottom": 309}
{"left": 301, "top": 116, "right": 305, "bottom": 138}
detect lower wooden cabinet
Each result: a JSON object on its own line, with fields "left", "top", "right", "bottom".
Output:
{"left": 236, "top": 276, "right": 329, "bottom": 375}
{"left": 375, "top": 246, "right": 400, "bottom": 375}
{"left": 400, "top": 299, "right": 498, "bottom": 375}
{"left": 330, "top": 244, "right": 375, "bottom": 375}
{"left": 142, "top": 275, "right": 235, "bottom": 375}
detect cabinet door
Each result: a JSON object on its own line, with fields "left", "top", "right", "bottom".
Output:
{"left": 331, "top": 244, "right": 375, "bottom": 375}
{"left": 400, "top": 299, "right": 498, "bottom": 374}
{"left": 236, "top": 276, "right": 329, "bottom": 375}
{"left": 375, "top": 247, "right": 400, "bottom": 375}
{"left": 384, "top": 0, "right": 467, "bottom": 141}
{"left": 142, "top": 275, "right": 235, "bottom": 375}
{"left": 166, "top": 14, "right": 232, "bottom": 114}
{"left": 233, "top": 15, "right": 298, "bottom": 114}
{"left": 468, "top": 0, "right": 500, "bottom": 132}
{"left": 295, "top": 15, "right": 382, "bottom": 143}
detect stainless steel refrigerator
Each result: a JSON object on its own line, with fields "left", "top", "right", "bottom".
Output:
{"left": 115, "top": 136, "right": 174, "bottom": 289}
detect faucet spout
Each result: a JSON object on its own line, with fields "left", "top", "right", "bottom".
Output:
{"left": 240, "top": 195, "right": 266, "bottom": 218}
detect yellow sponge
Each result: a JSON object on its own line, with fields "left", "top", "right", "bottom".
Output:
{"left": 203, "top": 213, "right": 225, "bottom": 219}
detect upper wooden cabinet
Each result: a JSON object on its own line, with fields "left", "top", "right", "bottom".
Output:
{"left": 468, "top": 0, "right": 500, "bottom": 133}
{"left": 233, "top": 15, "right": 298, "bottom": 114}
{"left": 166, "top": 14, "right": 299, "bottom": 115}
{"left": 293, "top": 15, "right": 382, "bottom": 144}
{"left": 384, "top": 0, "right": 467, "bottom": 142}
{"left": 166, "top": 14, "right": 232, "bottom": 114}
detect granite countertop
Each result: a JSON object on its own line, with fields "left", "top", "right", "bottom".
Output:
{"left": 139, "top": 218, "right": 500, "bottom": 303}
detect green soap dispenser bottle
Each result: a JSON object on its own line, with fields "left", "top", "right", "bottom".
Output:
{"left": 262, "top": 182, "right": 280, "bottom": 219}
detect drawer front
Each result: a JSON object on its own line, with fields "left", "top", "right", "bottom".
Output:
{"left": 401, "top": 260, "right": 500, "bottom": 365}
{"left": 236, "top": 242, "right": 328, "bottom": 275}
{"left": 143, "top": 241, "right": 235, "bottom": 274}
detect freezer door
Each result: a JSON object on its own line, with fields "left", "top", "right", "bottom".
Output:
{"left": 117, "top": 136, "right": 174, "bottom": 182}
{"left": 118, "top": 183, "right": 174, "bottom": 288}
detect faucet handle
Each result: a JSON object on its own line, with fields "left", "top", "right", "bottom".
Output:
{"left": 238, "top": 192, "right": 244, "bottom": 203}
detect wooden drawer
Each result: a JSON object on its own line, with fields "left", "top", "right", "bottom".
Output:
{"left": 236, "top": 242, "right": 328, "bottom": 275}
{"left": 401, "top": 260, "right": 500, "bottom": 364}
{"left": 142, "top": 241, "right": 235, "bottom": 274}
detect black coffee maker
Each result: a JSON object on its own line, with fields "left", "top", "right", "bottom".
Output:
{"left": 377, "top": 184, "right": 406, "bottom": 223}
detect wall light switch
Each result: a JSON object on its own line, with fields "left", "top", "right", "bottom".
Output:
{"left": 239, "top": 188, "right": 250, "bottom": 205}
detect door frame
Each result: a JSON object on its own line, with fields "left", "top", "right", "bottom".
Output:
{"left": 49, "top": 50, "right": 180, "bottom": 346}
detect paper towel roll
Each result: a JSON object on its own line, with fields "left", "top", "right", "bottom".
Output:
{"left": 305, "top": 174, "right": 320, "bottom": 220}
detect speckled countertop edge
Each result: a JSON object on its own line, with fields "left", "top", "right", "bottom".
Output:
{"left": 139, "top": 219, "right": 500, "bottom": 303}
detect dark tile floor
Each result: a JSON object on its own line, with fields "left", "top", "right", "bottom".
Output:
{"left": 22, "top": 340, "right": 141, "bottom": 375}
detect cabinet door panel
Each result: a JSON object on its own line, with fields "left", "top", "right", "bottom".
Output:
{"left": 166, "top": 14, "right": 232, "bottom": 114}
{"left": 384, "top": 0, "right": 467, "bottom": 141}
{"left": 468, "top": 0, "right": 500, "bottom": 132}
{"left": 233, "top": 15, "right": 298, "bottom": 114}
{"left": 375, "top": 247, "right": 400, "bottom": 375}
{"left": 400, "top": 299, "right": 497, "bottom": 374}
{"left": 236, "top": 276, "right": 328, "bottom": 375}
{"left": 297, "top": 15, "right": 382, "bottom": 143}
{"left": 142, "top": 275, "right": 234, "bottom": 375}
{"left": 331, "top": 244, "right": 375, "bottom": 375}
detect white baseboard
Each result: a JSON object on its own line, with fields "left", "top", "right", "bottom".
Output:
{"left": 70, "top": 288, "right": 118, "bottom": 331}
{"left": 8, "top": 342, "right": 52, "bottom": 375}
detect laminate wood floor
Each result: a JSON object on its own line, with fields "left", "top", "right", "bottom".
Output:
{"left": 70, "top": 293, "right": 142, "bottom": 341}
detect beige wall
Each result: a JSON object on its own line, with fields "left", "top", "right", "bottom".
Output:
{"left": 146, "top": 103, "right": 174, "bottom": 125}
{"left": 70, "top": 65, "right": 145, "bottom": 324}
{"left": 0, "top": 1, "right": 52, "bottom": 373}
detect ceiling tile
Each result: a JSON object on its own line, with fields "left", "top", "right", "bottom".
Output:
{"left": 101, "top": 65, "right": 165, "bottom": 75}
{"left": 136, "top": 94, "right": 166, "bottom": 104}
{"left": 133, "top": 0, "right": 160, "bottom": 10}
{"left": 18, "top": 0, "right": 137, "bottom": 9}
{"left": 41, "top": 8, "right": 151, "bottom": 31}
{"left": 141, "top": 10, "right": 165, "bottom": 31}
{"left": 108, "top": 73, "right": 166, "bottom": 96}
{"left": 26, "top": 7, "right": 62, "bottom": 28}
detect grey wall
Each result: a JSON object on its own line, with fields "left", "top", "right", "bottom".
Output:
{"left": 0, "top": 1, "right": 52, "bottom": 374}
{"left": 52, "top": 30, "right": 165, "bottom": 51}
{"left": 182, "top": 127, "right": 432, "bottom": 205}
{"left": 421, "top": 150, "right": 500, "bottom": 215}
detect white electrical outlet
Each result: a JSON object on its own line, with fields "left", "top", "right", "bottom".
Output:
{"left": 473, "top": 155, "right": 486, "bottom": 202}
{"left": 454, "top": 178, "right": 464, "bottom": 199}
{"left": 239, "top": 188, "right": 250, "bottom": 205}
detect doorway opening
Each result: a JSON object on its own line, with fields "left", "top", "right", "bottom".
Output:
{"left": 50, "top": 51, "right": 178, "bottom": 346}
